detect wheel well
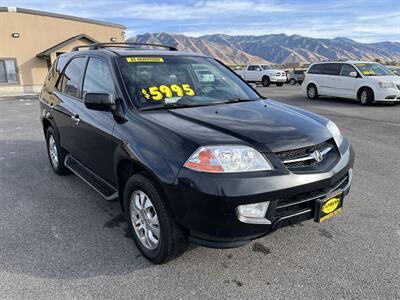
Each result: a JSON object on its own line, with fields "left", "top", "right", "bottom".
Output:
{"left": 262, "top": 75, "right": 269, "bottom": 81}
{"left": 42, "top": 118, "right": 52, "bottom": 135}
{"left": 357, "top": 86, "right": 374, "bottom": 99}
{"left": 307, "top": 83, "right": 316, "bottom": 90}
{"left": 116, "top": 160, "right": 169, "bottom": 212}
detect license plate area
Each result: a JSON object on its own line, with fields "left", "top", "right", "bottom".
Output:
{"left": 314, "top": 192, "right": 343, "bottom": 223}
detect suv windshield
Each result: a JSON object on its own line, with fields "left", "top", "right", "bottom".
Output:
{"left": 118, "top": 56, "right": 260, "bottom": 109}
{"left": 354, "top": 63, "right": 394, "bottom": 76}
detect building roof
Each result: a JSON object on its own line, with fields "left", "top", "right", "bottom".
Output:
{"left": 0, "top": 7, "right": 125, "bottom": 29}
{"left": 37, "top": 34, "right": 98, "bottom": 59}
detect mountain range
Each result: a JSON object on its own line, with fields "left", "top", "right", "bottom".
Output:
{"left": 127, "top": 33, "right": 400, "bottom": 65}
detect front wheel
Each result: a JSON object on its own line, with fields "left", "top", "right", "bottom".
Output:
{"left": 359, "top": 88, "right": 374, "bottom": 105}
{"left": 124, "top": 173, "right": 188, "bottom": 264}
{"left": 262, "top": 76, "right": 270, "bottom": 87}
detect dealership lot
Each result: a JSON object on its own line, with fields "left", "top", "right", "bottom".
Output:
{"left": 0, "top": 86, "right": 399, "bottom": 299}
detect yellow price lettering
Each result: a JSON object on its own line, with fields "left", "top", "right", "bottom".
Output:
{"left": 182, "top": 83, "right": 195, "bottom": 96}
{"left": 141, "top": 88, "right": 151, "bottom": 100}
{"left": 171, "top": 84, "right": 184, "bottom": 96}
{"left": 149, "top": 86, "right": 163, "bottom": 101}
{"left": 159, "top": 85, "right": 173, "bottom": 98}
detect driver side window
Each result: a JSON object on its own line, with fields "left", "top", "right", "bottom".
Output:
{"left": 83, "top": 57, "right": 115, "bottom": 97}
{"left": 340, "top": 64, "right": 357, "bottom": 77}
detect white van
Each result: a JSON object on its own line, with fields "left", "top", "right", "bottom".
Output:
{"left": 302, "top": 61, "right": 400, "bottom": 105}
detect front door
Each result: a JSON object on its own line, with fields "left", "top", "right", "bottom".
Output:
{"left": 336, "top": 64, "right": 359, "bottom": 99}
{"left": 75, "top": 56, "right": 118, "bottom": 184}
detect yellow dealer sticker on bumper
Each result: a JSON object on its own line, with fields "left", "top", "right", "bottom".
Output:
{"left": 314, "top": 193, "right": 343, "bottom": 223}
{"left": 126, "top": 57, "right": 165, "bottom": 63}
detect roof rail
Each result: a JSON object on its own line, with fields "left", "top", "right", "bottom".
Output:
{"left": 71, "top": 45, "right": 93, "bottom": 52}
{"left": 71, "top": 42, "right": 178, "bottom": 52}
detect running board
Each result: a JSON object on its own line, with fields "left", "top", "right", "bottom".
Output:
{"left": 65, "top": 155, "right": 118, "bottom": 201}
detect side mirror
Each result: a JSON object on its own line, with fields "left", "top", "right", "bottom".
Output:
{"left": 349, "top": 71, "right": 358, "bottom": 77}
{"left": 83, "top": 92, "right": 116, "bottom": 111}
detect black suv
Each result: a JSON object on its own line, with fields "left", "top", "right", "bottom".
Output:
{"left": 40, "top": 43, "right": 354, "bottom": 264}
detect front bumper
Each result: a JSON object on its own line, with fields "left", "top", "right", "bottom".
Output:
{"left": 167, "top": 140, "right": 355, "bottom": 248}
{"left": 270, "top": 76, "right": 287, "bottom": 83}
{"left": 374, "top": 87, "right": 400, "bottom": 102}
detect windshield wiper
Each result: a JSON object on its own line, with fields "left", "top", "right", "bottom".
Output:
{"left": 139, "top": 102, "right": 211, "bottom": 111}
{"left": 221, "top": 98, "right": 261, "bottom": 104}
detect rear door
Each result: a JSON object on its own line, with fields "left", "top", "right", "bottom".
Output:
{"left": 52, "top": 56, "right": 87, "bottom": 156}
{"left": 320, "top": 63, "right": 342, "bottom": 96}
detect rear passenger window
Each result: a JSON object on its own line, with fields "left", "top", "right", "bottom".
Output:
{"left": 83, "top": 58, "right": 114, "bottom": 96}
{"left": 60, "top": 57, "right": 86, "bottom": 98}
{"left": 322, "top": 63, "right": 342, "bottom": 76}
{"left": 308, "top": 64, "right": 322, "bottom": 74}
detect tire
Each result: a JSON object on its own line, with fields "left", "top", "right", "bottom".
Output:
{"left": 276, "top": 82, "right": 284, "bottom": 87}
{"left": 45, "top": 127, "right": 69, "bottom": 175}
{"left": 289, "top": 78, "right": 296, "bottom": 85}
{"left": 123, "top": 173, "right": 188, "bottom": 264}
{"left": 359, "top": 88, "right": 374, "bottom": 105}
{"left": 261, "top": 76, "right": 270, "bottom": 87}
{"left": 307, "top": 84, "right": 319, "bottom": 100}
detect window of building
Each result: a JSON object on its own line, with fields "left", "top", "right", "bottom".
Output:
{"left": 59, "top": 57, "right": 86, "bottom": 98}
{"left": 0, "top": 59, "right": 18, "bottom": 84}
{"left": 83, "top": 58, "right": 114, "bottom": 96}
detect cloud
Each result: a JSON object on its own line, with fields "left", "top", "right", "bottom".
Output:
{"left": 2, "top": 0, "right": 400, "bottom": 42}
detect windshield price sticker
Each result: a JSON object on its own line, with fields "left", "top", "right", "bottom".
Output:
{"left": 361, "top": 70, "right": 375, "bottom": 75}
{"left": 126, "top": 57, "right": 165, "bottom": 63}
{"left": 141, "top": 84, "right": 195, "bottom": 101}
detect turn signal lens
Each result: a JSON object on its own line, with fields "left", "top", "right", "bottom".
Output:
{"left": 184, "top": 145, "right": 272, "bottom": 173}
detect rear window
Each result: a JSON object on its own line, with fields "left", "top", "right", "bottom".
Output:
{"left": 59, "top": 57, "right": 86, "bottom": 98}
{"left": 308, "top": 64, "right": 323, "bottom": 74}
{"left": 322, "top": 63, "right": 342, "bottom": 76}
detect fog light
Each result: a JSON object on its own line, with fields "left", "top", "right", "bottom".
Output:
{"left": 236, "top": 202, "right": 271, "bottom": 224}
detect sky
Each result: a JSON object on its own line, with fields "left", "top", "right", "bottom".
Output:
{"left": 1, "top": 0, "right": 399, "bottom": 42}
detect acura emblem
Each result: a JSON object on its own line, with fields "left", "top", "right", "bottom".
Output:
{"left": 312, "top": 150, "right": 323, "bottom": 162}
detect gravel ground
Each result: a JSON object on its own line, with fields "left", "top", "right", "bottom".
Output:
{"left": 0, "top": 85, "right": 399, "bottom": 299}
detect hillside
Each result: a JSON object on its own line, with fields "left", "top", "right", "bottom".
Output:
{"left": 127, "top": 33, "right": 270, "bottom": 65}
{"left": 128, "top": 33, "right": 400, "bottom": 65}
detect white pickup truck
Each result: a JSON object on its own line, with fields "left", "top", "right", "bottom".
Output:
{"left": 235, "top": 64, "right": 287, "bottom": 87}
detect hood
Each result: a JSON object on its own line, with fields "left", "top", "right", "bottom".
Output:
{"left": 370, "top": 75, "right": 400, "bottom": 84}
{"left": 144, "top": 100, "right": 332, "bottom": 153}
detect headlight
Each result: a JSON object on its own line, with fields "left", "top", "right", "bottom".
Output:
{"left": 378, "top": 81, "right": 395, "bottom": 89}
{"left": 327, "top": 120, "right": 343, "bottom": 147}
{"left": 184, "top": 145, "right": 272, "bottom": 173}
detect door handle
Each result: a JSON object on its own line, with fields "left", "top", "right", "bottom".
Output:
{"left": 71, "top": 115, "right": 80, "bottom": 125}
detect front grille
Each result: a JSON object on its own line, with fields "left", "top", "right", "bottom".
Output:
{"left": 273, "top": 172, "right": 350, "bottom": 220}
{"left": 275, "top": 140, "right": 337, "bottom": 171}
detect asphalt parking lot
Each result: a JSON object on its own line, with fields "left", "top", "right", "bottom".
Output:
{"left": 0, "top": 85, "right": 399, "bottom": 299}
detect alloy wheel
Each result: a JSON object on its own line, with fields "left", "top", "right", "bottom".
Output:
{"left": 129, "top": 190, "right": 160, "bottom": 250}
{"left": 48, "top": 134, "right": 59, "bottom": 167}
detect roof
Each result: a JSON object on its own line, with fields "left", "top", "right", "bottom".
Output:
{"left": 104, "top": 49, "right": 206, "bottom": 57}
{"left": 70, "top": 48, "right": 207, "bottom": 58}
{"left": 0, "top": 7, "right": 125, "bottom": 29}
{"left": 37, "top": 34, "right": 98, "bottom": 59}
